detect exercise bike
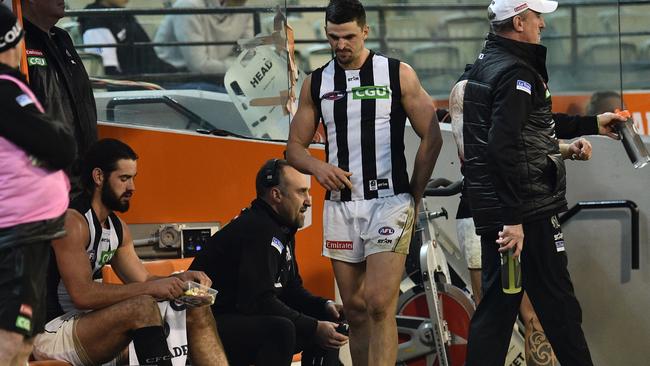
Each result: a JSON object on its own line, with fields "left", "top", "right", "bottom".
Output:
{"left": 396, "top": 178, "right": 473, "bottom": 366}
{"left": 395, "top": 179, "right": 527, "bottom": 366}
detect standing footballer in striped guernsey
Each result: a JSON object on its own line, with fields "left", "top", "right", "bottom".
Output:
{"left": 286, "top": 1, "right": 443, "bottom": 364}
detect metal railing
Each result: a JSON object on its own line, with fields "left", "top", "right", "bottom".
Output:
{"left": 559, "top": 200, "right": 640, "bottom": 270}
{"left": 64, "top": 1, "right": 650, "bottom": 55}
{"left": 63, "top": 1, "right": 650, "bottom": 91}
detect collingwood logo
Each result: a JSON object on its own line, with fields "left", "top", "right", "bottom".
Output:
{"left": 0, "top": 23, "right": 22, "bottom": 49}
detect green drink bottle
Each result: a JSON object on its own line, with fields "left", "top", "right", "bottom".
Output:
{"left": 501, "top": 248, "right": 521, "bottom": 294}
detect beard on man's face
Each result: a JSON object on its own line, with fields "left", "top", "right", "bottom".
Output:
{"left": 101, "top": 181, "right": 130, "bottom": 213}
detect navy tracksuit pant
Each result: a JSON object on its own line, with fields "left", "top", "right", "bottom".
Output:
{"left": 465, "top": 215, "right": 593, "bottom": 366}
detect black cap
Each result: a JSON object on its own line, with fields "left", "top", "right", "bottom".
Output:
{"left": 0, "top": 4, "right": 24, "bottom": 53}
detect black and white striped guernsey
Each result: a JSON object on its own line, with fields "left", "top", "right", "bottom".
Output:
{"left": 310, "top": 51, "right": 410, "bottom": 202}
{"left": 45, "top": 195, "right": 123, "bottom": 320}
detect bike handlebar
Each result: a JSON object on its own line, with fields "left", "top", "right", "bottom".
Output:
{"left": 423, "top": 178, "right": 463, "bottom": 197}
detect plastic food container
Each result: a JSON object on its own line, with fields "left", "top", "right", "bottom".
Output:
{"left": 177, "top": 281, "right": 217, "bottom": 307}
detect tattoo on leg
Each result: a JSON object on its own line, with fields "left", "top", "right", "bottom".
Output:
{"left": 525, "top": 318, "right": 558, "bottom": 366}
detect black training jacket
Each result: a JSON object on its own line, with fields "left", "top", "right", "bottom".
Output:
{"left": 463, "top": 33, "right": 599, "bottom": 234}
{"left": 24, "top": 19, "right": 97, "bottom": 195}
{"left": 190, "top": 199, "right": 328, "bottom": 340}
{"left": 0, "top": 63, "right": 76, "bottom": 170}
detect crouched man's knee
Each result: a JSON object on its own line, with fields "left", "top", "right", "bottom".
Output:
{"left": 267, "top": 316, "right": 296, "bottom": 355}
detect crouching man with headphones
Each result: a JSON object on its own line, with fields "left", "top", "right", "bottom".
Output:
{"left": 189, "top": 158, "right": 349, "bottom": 366}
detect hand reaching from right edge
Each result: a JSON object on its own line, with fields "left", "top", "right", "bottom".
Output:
{"left": 597, "top": 112, "right": 627, "bottom": 139}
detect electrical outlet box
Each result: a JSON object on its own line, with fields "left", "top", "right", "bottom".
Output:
{"left": 181, "top": 227, "right": 218, "bottom": 257}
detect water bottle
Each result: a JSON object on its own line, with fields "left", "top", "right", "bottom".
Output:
{"left": 501, "top": 248, "right": 522, "bottom": 294}
{"left": 614, "top": 109, "right": 650, "bottom": 169}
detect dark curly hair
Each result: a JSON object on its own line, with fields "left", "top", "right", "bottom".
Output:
{"left": 80, "top": 138, "right": 138, "bottom": 193}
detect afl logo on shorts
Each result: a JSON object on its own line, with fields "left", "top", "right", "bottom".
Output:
{"left": 378, "top": 226, "right": 394, "bottom": 236}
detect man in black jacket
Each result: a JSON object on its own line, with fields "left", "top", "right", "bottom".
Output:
{"left": 22, "top": 0, "right": 98, "bottom": 198}
{"left": 461, "top": 0, "right": 625, "bottom": 365}
{"left": 190, "top": 159, "right": 349, "bottom": 366}
{"left": 0, "top": 5, "right": 75, "bottom": 364}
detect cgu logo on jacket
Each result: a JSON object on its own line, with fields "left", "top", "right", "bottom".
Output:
{"left": 27, "top": 57, "right": 47, "bottom": 66}
{"left": 26, "top": 50, "right": 47, "bottom": 67}
{"left": 352, "top": 85, "right": 390, "bottom": 100}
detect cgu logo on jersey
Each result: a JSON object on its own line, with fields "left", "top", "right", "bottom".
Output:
{"left": 352, "top": 85, "right": 390, "bottom": 100}
{"left": 15, "top": 315, "right": 31, "bottom": 332}
{"left": 98, "top": 248, "right": 117, "bottom": 266}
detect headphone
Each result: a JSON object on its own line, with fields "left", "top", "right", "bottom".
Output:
{"left": 262, "top": 158, "right": 281, "bottom": 187}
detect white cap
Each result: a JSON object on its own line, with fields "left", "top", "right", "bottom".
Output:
{"left": 488, "top": 0, "right": 558, "bottom": 22}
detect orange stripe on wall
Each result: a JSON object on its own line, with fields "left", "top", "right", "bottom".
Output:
{"left": 552, "top": 92, "right": 650, "bottom": 134}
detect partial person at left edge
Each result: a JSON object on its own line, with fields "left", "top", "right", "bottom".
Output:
{"left": 0, "top": 4, "right": 75, "bottom": 365}
{"left": 21, "top": 0, "right": 98, "bottom": 199}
